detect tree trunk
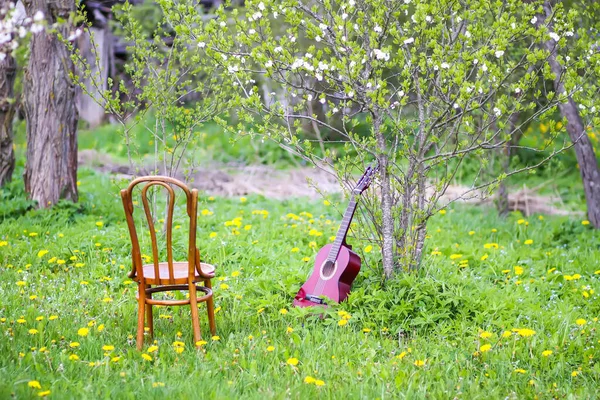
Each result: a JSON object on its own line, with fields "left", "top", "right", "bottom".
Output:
{"left": 541, "top": 1, "right": 600, "bottom": 227}
{"left": 23, "top": 0, "right": 78, "bottom": 207}
{"left": 496, "top": 111, "right": 523, "bottom": 217}
{"left": 0, "top": 45, "right": 16, "bottom": 187}
{"left": 374, "top": 113, "right": 394, "bottom": 279}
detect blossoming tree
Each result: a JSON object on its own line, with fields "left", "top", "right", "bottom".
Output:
{"left": 156, "top": 0, "right": 590, "bottom": 276}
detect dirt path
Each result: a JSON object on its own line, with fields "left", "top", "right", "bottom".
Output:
{"left": 79, "top": 149, "right": 578, "bottom": 215}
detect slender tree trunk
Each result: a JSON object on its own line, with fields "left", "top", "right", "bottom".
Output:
{"left": 23, "top": 0, "right": 78, "bottom": 207}
{"left": 375, "top": 113, "right": 394, "bottom": 278}
{"left": 0, "top": 48, "right": 16, "bottom": 187}
{"left": 541, "top": 1, "right": 600, "bottom": 227}
{"left": 496, "top": 111, "right": 523, "bottom": 217}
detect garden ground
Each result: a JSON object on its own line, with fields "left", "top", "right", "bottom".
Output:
{"left": 1, "top": 164, "right": 599, "bottom": 399}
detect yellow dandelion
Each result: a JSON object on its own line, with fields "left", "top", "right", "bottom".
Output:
{"left": 280, "top": 308, "right": 288, "bottom": 315}
{"left": 479, "top": 344, "right": 492, "bottom": 353}
{"left": 102, "top": 345, "right": 114, "bottom": 351}
{"left": 304, "top": 376, "right": 316, "bottom": 384}
{"left": 28, "top": 381, "right": 42, "bottom": 389}
{"left": 479, "top": 331, "right": 493, "bottom": 339}
{"left": 414, "top": 360, "right": 425, "bottom": 367}
{"left": 524, "top": 239, "right": 533, "bottom": 245}
{"left": 70, "top": 342, "right": 80, "bottom": 348}
{"left": 142, "top": 353, "right": 153, "bottom": 361}
{"left": 212, "top": 335, "right": 220, "bottom": 341}
{"left": 267, "top": 346, "right": 275, "bottom": 352}
{"left": 542, "top": 350, "right": 553, "bottom": 357}
{"left": 37, "top": 250, "right": 49, "bottom": 258}
{"left": 38, "top": 390, "right": 51, "bottom": 397}
{"left": 287, "top": 357, "right": 299, "bottom": 366}
{"left": 69, "top": 354, "right": 79, "bottom": 361}
{"left": 77, "top": 328, "right": 89, "bottom": 337}
{"left": 364, "top": 245, "right": 373, "bottom": 253}
{"left": 576, "top": 319, "right": 586, "bottom": 326}
{"left": 315, "top": 380, "right": 325, "bottom": 386}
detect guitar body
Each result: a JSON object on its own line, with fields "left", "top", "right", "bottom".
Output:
{"left": 293, "top": 244, "right": 362, "bottom": 307}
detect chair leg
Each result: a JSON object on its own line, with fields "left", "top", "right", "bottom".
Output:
{"left": 189, "top": 283, "right": 202, "bottom": 346}
{"left": 146, "top": 285, "right": 154, "bottom": 338}
{"left": 136, "top": 286, "right": 146, "bottom": 351}
{"left": 205, "top": 279, "right": 216, "bottom": 336}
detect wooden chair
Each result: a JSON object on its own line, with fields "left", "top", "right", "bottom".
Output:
{"left": 120, "top": 176, "right": 216, "bottom": 350}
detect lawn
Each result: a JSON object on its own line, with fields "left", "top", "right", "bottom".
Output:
{"left": 1, "top": 164, "right": 599, "bottom": 399}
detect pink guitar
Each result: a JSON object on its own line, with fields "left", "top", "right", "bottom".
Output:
{"left": 293, "top": 164, "right": 378, "bottom": 307}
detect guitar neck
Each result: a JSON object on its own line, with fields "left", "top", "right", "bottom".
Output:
{"left": 327, "top": 195, "right": 359, "bottom": 262}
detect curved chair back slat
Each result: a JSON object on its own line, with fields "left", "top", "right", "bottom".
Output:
{"left": 120, "top": 176, "right": 198, "bottom": 284}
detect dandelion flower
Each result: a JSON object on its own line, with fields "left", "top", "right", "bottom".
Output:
{"left": 77, "top": 328, "right": 89, "bottom": 337}
{"left": 142, "top": 354, "right": 153, "bottom": 361}
{"left": 542, "top": 350, "right": 553, "bottom": 357}
{"left": 287, "top": 357, "right": 299, "bottom": 366}
{"left": 480, "top": 344, "right": 492, "bottom": 353}
{"left": 414, "top": 360, "right": 425, "bottom": 367}
{"left": 267, "top": 346, "right": 275, "bottom": 352}
{"left": 576, "top": 319, "right": 586, "bottom": 326}
{"left": 28, "top": 381, "right": 42, "bottom": 389}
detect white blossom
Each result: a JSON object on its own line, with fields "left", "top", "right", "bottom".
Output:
{"left": 274, "top": 46, "right": 283, "bottom": 53}
{"left": 549, "top": 32, "right": 560, "bottom": 42}
{"left": 319, "top": 23, "right": 328, "bottom": 31}
{"left": 30, "top": 23, "right": 43, "bottom": 33}
{"left": 349, "top": 0, "right": 356, "bottom": 6}
{"left": 404, "top": 37, "right": 414, "bottom": 44}
{"left": 317, "top": 61, "right": 328, "bottom": 70}
{"left": 441, "top": 62, "right": 450, "bottom": 69}
{"left": 252, "top": 11, "right": 262, "bottom": 20}
{"left": 220, "top": 21, "right": 226, "bottom": 27}
{"left": 453, "top": 103, "right": 459, "bottom": 109}
{"left": 227, "top": 65, "right": 239, "bottom": 73}
{"left": 515, "top": 88, "right": 521, "bottom": 94}
{"left": 425, "top": 16, "right": 432, "bottom": 23}
{"left": 319, "top": 98, "right": 326, "bottom": 104}
{"left": 197, "top": 41, "right": 206, "bottom": 48}
{"left": 481, "top": 64, "right": 488, "bottom": 72}
{"left": 374, "top": 25, "right": 382, "bottom": 33}
{"left": 465, "top": 30, "right": 471, "bottom": 38}
{"left": 473, "top": 58, "right": 479, "bottom": 65}
{"left": 565, "top": 31, "right": 574, "bottom": 37}
{"left": 315, "top": 73, "right": 323, "bottom": 81}
{"left": 249, "top": 29, "right": 256, "bottom": 35}
{"left": 373, "top": 49, "right": 389, "bottom": 61}
{"left": 493, "top": 107, "right": 501, "bottom": 117}
{"left": 530, "top": 16, "right": 537, "bottom": 25}
{"left": 495, "top": 50, "right": 504, "bottom": 58}
{"left": 273, "top": 12, "right": 278, "bottom": 18}
{"left": 398, "top": 90, "right": 405, "bottom": 97}
{"left": 366, "top": 82, "right": 372, "bottom": 89}
{"left": 307, "top": 94, "right": 313, "bottom": 101}
{"left": 33, "top": 10, "right": 44, "bottom": 22}
{"left": 347, "top": 91, "right": 354, "bottom": 98}
{"left": 265, "top": 60, "right": 273, "bottom": 68}
{"left": 332, "top": 107, "right": 339, "bottom": 113}
{"left": 404, "top": 0, "right": 411, "bottom": 3}
{"left": 0, "top": 52, "right": 5, "bottom": 61}
{"left": 67, "top": 28, "right": 82, "bottom": 41}
{"left": 342, "top": 13, "right": 348, "bottom": 20}
{"left": 258, "top": 2, "right": 265, "bottom": 11}
{"left": 315, "top": 35, "right": 321, "bottom": 42}
{"left": 511, "top": 22, "right": 516, "bottom": 29}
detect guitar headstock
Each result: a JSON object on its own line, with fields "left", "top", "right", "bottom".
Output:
{"left": 353, "top": 163, "right": 380, "bottom": 195}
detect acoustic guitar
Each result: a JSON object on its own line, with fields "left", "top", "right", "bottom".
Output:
{"left": 293, "top": 164, "right": 378, "bottom": 307}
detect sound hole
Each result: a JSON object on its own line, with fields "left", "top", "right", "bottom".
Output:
{"left": 321, "top": 260, "right": 336, "bottom": 279}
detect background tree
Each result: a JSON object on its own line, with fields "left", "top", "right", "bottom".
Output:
{"left": 536, "top": 0, "right": 600, "bottom": 227}
{"left": 23, "top": 0, "right": 78, "bottom": 207}
{"left": 0, "top": 2, "right": 16, "bottom": 187}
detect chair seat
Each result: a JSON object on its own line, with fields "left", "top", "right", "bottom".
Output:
{"left": 137, "top": 261, "right": 215, "bottom": 285}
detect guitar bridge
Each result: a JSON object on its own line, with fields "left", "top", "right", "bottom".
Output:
{"left": 305, "top": 294, "right": 327, "bottom": 305}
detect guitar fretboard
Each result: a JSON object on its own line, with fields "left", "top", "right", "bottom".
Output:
{"left": 327, "top": 196, "right": 358, "bottom": 262}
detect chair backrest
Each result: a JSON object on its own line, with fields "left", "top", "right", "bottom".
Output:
{"left": 120, "top": 176, "right": 198, "bottom": 284}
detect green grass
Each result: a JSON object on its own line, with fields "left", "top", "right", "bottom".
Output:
{"left": 1, "top": 166, "right": 599, "bottom": 399}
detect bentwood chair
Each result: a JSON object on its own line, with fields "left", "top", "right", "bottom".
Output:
{"left": 120, "top": 176, "right": 216, "bottom": 350}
